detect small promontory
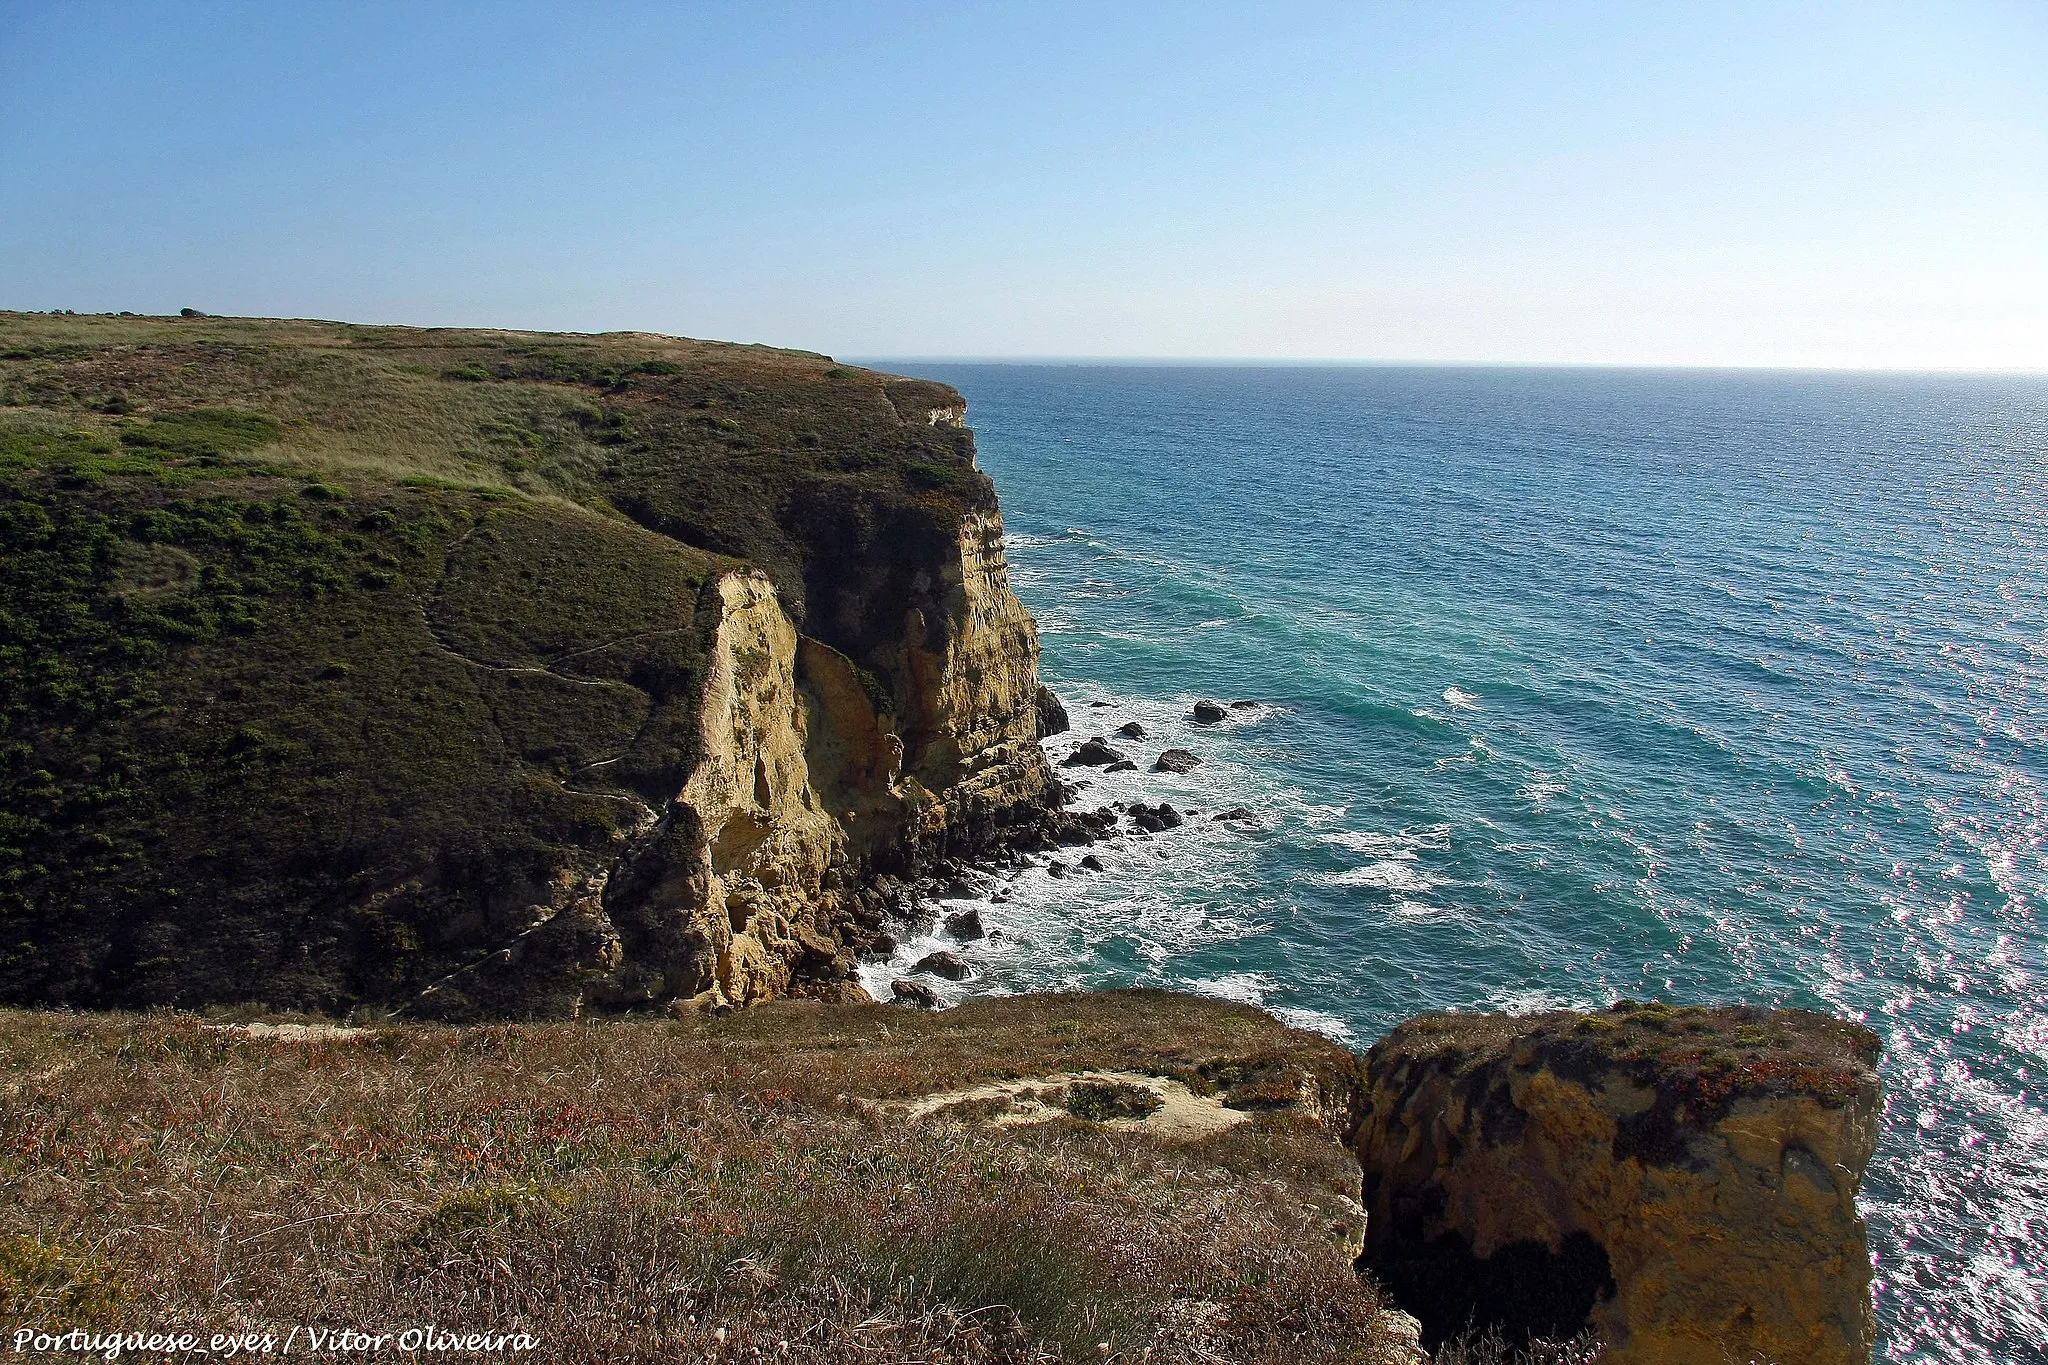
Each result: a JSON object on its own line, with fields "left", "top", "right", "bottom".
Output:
{"left": 1351, "top": 1001, "right": 1883, "bottom": 1364}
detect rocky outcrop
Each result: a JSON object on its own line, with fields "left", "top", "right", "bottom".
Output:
{"left": 1035, "top": 685, "right": 1070, "bottom": 739}
{"left": 1062, "top": 736, "right": 1127, "bottom": 767}
{"left": 1351, "top": 1002, "right": 1883, "bottom": 1364}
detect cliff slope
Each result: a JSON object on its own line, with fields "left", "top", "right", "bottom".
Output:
{"left": 0, "top": 312, "right": 1064, "bottom": 1016}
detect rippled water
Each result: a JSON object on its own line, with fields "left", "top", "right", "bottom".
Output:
{"left": 852, "top": 364, "right": 2048, "bottom": 1362}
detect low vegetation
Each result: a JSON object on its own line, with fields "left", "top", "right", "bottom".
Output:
{"left": 0, "top": 991, "right": 1439, "bottom": 1363}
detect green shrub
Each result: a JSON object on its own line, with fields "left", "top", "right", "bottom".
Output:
{"left": 904, "top": 459, "right": 959, "bottom": 490}
{"left": 1065, "top": 1079, "right": 1163, "bottom": 1122}
{"left": 120, "top": 408, "right": 279, "bottom": 458}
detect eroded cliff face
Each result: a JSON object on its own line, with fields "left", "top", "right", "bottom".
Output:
{"left": 1351, "top": 1002, "right": 1883, "bottom": 1365}
{"left": 892, "top": 511, "right": 1060, "bottom": 854}
{"left": 411, "top": 511, "right": 1063, "bottom": 1020}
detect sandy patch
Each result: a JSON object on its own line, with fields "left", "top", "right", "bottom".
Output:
{"left": 203, "top": 1022, "right": 371, "bottom": 1042}
{"left": 887, "top": 1069, "right": 1251, "bottom": 1138}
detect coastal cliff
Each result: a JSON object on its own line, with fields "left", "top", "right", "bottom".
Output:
{"left": 0, "top": 312, "right": 1061, "bottom": 1017}
{"left": 0, "top": 312, "right": 1888, "bottom": 1362}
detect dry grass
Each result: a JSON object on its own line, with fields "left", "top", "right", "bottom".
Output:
{"left": 0, "top": 991, "right": 1426, "bottom": 1364}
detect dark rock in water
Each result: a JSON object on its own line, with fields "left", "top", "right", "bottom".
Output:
{"left": 1060, "top": 736, "right": 1128, "bottom": 767}
{"left": 1126, "top": 802, "right": 1185, "bottom": 833}
{"left": 1047, "top": 861, "right": 1069, "bottom": 878}
{"left": 1104, "top": 759, "right": 1138, "bottom": 772}
{"left": 1229, "top": 699, "right": 1259, "bottom": 710}
{"left": 943, "top": 909, "right": 985, "bottom": 941}
{"left": 869, "top": 931, "right": 899, "bottom": 957}
{"left": 1115, "top": 721, "right": 1147, "bottom": 740}
{"left": 912, "top": 950, "right": 971, "bottom": 981}
{"left": 1212, "top": 806, "right": 1257, "bottom": 822}
{"left": 942, "top": 878, "right": 978, "bottom": 899}
{"left": 1088, "top": 699, "right": 1114, "bottom": 708}
{"left": 1153, "top": 748, "right": 1201, "bottom": 773}
{"left": 891, "top": 979, "right": 941, "bottom": 1009}
{"left": 1080, "top": 854, "right": 1105, "bottom": 871}
{"left": 990, "top": 892, "right": 1009, "bottom": 904}
{"left": 1191, "top": 700, "right": 1227, "bottom": 724}
{"left": 1035, "top": 684, "right": 1071, "bottom": 739}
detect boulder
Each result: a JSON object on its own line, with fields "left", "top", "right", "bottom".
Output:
{"left": 1080, "top": 854, "right": 1105, "bottom": 871}
{"left": 912, "top": 950, "right": 971, "bottom": 981}
{"left": 1104, "top": 759, "right": 1138, "bottom": 772}
{"left": 1035, "top": 684, "right": 1071, "bottom": 739}
{"left": 943, "top": 909, "right": 985, "bottom": 941}
{"left": 1115, "top": 721, "right": 1147, "bottom": 740}
{"left": 1047, "top": 861, "right": 1069, "bottom": 878}
{"left": 868, "top": 931, "right": 898, "bottom": 957}
{"left": 1127, "top": 802, "right": 1184, "bottom": 833}
{"left": 1229, "top": 699, "right": 1260, "bottom": 710}
{"left": 890, "top": 978, "right": 941, "bottom": 1009}
{"left": 1060, "top": 736, "right": 1128, "bottom": 768}
{"left": 1153, "top": 748, "right": 1201, "bottom": 773}
{"left": 1212, "top": 806, "right": 1257, "bottom": 822}
{"left": 1088, "top": 699, "right": 1114, "bottom": 708}
{"left": 1352, "top": 1003, "right": 1883, "bottom": 1364}
{"left": 1190, "top": 700, "right": 1227, "bottom": 723}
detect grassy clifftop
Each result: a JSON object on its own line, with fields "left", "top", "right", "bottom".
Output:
{"left": 0, "top": 990, "right": 1420, "bottom": 1365}
{"left": 0, "top": 312, "right": 988, "bottom": 1011}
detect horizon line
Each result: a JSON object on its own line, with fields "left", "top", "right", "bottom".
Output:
{"left": 853, "top": 355, "right": 2048, "bottom": 377}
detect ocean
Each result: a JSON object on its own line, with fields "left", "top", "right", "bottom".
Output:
{"left": 851, "top": 363, "right": 2048, "bottom": 1363}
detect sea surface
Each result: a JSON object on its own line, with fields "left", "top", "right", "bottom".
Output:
{"left": 851, "top": 363, "right": 2048, "bottom": 1363}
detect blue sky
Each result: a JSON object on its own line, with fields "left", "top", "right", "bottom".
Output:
{"left": 2, "top": 1, "right": 2044, "bottom": 368}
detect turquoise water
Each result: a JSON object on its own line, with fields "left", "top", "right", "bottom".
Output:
{"left": 856, "top": 364, "right": 2048, "bottom": 1362}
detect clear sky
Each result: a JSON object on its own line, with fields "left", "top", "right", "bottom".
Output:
{"left": 2, "top": 1, "right": 2044, "bottom": 369}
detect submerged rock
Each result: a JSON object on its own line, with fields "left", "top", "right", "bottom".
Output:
{"left": 1190, "top": 699, "right": 1228, "bottom": 723}
{"left": 1153, "top": 748, "right": 1201, "bottom": 773}
{"left": 912, "top": 950, "right": 971, "bottom": 981}
{"left": 1080, "top": 854, "right": 1105, "bottom": 871}
{"left": 1212, "top": 806, "right": 1257, "bottom": 823}
{"left": 1104, "top": 759, "right": 1138, "bottom": 772}
{"left": 890, "top": 979, "right": 941, "bottom": 1009}
{"left": 1115, "top": 721, "right": 1148, "bottom": 740}
{"left": 1352, "top": 1003, "right": 1883, "bottom": 1364}
{"left": 1229, "top": 699, "right": 1260, "bottom": 710}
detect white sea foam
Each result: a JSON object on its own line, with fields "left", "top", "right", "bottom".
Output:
{"left": 1189, "top": 972, "right": 1276, "bottom": 1006}
{"left": 1319, "top": 860, "right": 1443, "bottom": 893}
{"left": 1443, "top": 686, "right": 1481, "bottom": 710}
{"left": 1272, "top": 1007, "right": 1357, "bottom": 1042}
{"left": 1319, "top": 825, "right": 1451, "bottom": 856}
